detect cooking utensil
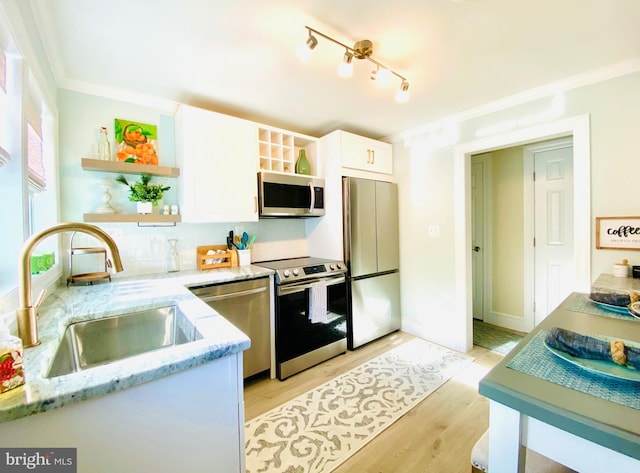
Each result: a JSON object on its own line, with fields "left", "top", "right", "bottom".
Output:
{"left": 247, "top": 234, "right": 256, "bottom": 248}
{"left": 242, "top": 232, "right": 249, "bottom": 248}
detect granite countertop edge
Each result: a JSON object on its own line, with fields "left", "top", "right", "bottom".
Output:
{"left": 0, "top": 265, "right": 274, "bottom": 424}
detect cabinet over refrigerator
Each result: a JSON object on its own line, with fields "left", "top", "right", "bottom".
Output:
{"left": 343, "top": 177, "right": 401, "bottom": 349}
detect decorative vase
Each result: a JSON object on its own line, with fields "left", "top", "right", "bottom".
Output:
{"left": 295, "top": 149, "right": 311, "bottom": 175}
{"left": 136, "top": 201, "right": 153, "bottom": 214}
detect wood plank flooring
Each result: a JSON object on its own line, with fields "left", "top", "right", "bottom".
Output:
{"left": 244, "top": 331, "right": 574, "bottom": 473}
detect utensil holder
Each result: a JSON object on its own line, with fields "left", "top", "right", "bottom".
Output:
{"left": 237, "top": 249, "right": 251, "bottom": 266}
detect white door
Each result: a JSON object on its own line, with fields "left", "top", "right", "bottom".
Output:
{"left": 533, "top": 145, "right": 574, "bottom": 324}
{"left": 471, "top": 161, "right": 485, "bottom": 320}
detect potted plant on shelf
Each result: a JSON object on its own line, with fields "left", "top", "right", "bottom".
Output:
{"left": 115, "top": 173, "right": 170, "bottom": 214}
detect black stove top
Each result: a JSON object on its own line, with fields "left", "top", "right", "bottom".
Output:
{"left": 253, "top": 257, "right": 346, "bottom": 284}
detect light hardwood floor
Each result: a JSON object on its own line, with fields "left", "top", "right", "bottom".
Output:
{"left": 244, "top": 331, "right": 573, "bottom": 473}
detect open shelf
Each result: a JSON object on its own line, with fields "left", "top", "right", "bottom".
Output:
{"left": 258, "top": 127, "right": 317, "bottom": 175}
{"left": 83, "top": 213, "right": 181, "bottom": 223}
{"left": 81, "top": 158, "right": 180, "bottom": 177}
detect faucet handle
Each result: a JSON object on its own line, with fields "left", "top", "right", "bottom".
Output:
{"left": 34, "top": 289, "right": 47, "bottom": 317}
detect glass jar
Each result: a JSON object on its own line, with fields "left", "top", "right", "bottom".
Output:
{"left": 167, "top": 239, "right": 179, "bottom": 273}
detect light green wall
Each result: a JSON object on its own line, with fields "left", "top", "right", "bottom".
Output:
{"left": 395, "top": 71, "right": 640, "bottom": 350}
{"left": 491, "top": 146, "right": 524, "bottom": 318}
{"left": 57, "top": 89, "right": 308, "bottom": 277}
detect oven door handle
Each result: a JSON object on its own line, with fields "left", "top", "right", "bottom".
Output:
{"left": 197, "top": 286, "right": 268, "bottom": 303}
{"left": 278, "top": 275, "right": 345, "bottom": 296}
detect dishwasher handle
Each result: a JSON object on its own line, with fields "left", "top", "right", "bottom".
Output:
{"left": 197, "top": 286, "right": 268, "bottom": 303}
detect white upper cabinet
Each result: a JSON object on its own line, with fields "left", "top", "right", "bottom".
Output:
{"left": 339, "top": 131, "right": 393, "bottom": 175}
{"left": 176, "top": 105, "right": 258, "bottom": 222}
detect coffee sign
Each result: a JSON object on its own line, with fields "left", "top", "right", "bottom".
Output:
{"left": 596, "top": 216, "right": 640, "bottom": 250}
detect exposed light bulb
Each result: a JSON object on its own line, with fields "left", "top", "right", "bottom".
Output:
{"left": 337, "top": 52, "right": 353, "bottom": 78}
{"left": 296, "top": 34, "right": 318, "bottom": 63}
{"left": 395, "top": 81, "right": 410, "bottom": 103}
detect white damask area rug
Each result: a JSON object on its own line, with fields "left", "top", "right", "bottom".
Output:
{"left": 245, "top": 338, "right": 474, "bottom": 473}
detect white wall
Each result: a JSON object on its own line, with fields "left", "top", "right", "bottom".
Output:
{"left": 395, "top": 69, "right": 640, "bottom": 352}
{"left": 58, "top": 90, "right": 309, "bottom": 278}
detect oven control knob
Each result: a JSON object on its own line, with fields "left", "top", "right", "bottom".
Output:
{"left": 336, "top": 263, "right": 343, "bottom": 269}
{"left": 292, "top": 269, "right": 299, "bottom": 276}
{"left": 283, "top": 270, "right": 290, "bottom": 278}
{"left": 330, "top": 264, "right": 336, "bottom": 270}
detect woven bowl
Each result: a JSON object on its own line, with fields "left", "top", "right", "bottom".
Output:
{"left": 122, "top": 123, "right": 148, "bottom": 148}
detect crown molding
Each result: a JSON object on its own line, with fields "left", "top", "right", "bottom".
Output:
{"left": 60, "top": 78, "right": 180, "bottom": 114}
{"left": 389, "top": 56, "right": 640, "bottom": 143}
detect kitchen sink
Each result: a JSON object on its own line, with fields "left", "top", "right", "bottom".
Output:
{"left": 46, "top": 305, "right": 202, "bottom": 378}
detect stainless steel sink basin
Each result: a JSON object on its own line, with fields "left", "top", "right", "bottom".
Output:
{"left": 46, "top": 305, "right": 202, "bottom": 378}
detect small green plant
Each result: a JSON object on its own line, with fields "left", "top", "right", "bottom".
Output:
{"left": 115, "top": 173, "right": 170, "bottom": 206}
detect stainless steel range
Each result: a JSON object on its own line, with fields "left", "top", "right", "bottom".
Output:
{"left": 254, "top": 257, "right": 347, "bottom": 380}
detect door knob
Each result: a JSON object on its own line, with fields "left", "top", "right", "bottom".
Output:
{"left": 473, "top": 246, "right": 481, "bottom": 252}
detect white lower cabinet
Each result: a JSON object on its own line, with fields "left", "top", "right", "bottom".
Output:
{"left": 0, "top": 354, "right": 246, "bottom": 472}
{"left": 176, "top": 105, "right": 258, "bottom": 222}
{"left": 339, "top": 130, "right": 393, "bottom": 175}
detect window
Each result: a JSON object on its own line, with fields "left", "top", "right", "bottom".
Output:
{"left": 0, "top": 46, "right": 9, "bottom": 167}
{"left": 0, "top": 12, "right": 59, "bottom": 315}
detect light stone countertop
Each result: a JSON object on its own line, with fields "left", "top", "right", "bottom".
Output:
{"left": 0, "top": 265, "right": 274, "bottom": 424}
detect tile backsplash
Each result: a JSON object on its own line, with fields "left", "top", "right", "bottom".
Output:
{"left": 65, "top": 219, "right": 309, "bottom": 278}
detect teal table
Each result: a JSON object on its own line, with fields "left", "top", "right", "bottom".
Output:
{"left": 479, "top": 292, "right": 640, "bottom": 472}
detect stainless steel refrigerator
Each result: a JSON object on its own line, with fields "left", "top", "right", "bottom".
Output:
{"left": 343, "top": 177, "right": 401, "bottom": 349}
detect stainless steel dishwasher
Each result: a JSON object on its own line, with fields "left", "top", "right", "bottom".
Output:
{"left": 188, "top": 277, "right": 270, "bottom": 379}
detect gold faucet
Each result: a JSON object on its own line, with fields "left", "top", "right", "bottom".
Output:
{"left": 17, "top": 222, "right": 124, "bottom": 348}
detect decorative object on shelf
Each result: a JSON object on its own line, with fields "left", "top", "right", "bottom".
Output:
{"left": 295, "top": 149, "right": 311, "bottom": 175}
{"left": 297, "top": 26, "right": 410, "bottom": 103}
{"left": 167, "top": 239, "right": 180, "bottom": 272}
{"left": 94, "top": 179, "right": 116, "bottom": 214}
{"left": 114, "top": 118, "right": 159, "bottom": 165}
{"left": 115, "top": 173, "right": 170, "bottom": 213}
{"left": 136, "top": 202, "right": 153, "bottom": 214}
{"left": 97, "top": 126, "right": 113, "bottom": 161}
{"left": 170, "top": 204, "right": 179, "bottom": 215}
{"left": 162, "top": 204, "right": 170, "bottom": 215}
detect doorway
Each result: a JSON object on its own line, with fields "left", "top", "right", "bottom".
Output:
{"left": 454, "top": 115, "right": 591, "bottom": 352}
{"left": 471, "top": 139, "right": 574, "bottom": 334}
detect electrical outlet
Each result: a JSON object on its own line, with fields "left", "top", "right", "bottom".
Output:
{"left": 428, "top": 225, "right": 440, "bottom": 237}
{"left": 234, "top": 226, "right": 244, "bottom": 236}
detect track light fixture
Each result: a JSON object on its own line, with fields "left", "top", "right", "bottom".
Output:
{"left": 337, "top": 51, "right": 354, "bottom": 78}
{"left": 299, "top": 26, "right": 410, "bottom": 103}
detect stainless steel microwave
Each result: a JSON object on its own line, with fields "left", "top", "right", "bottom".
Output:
{"left": 257, "top": 171, "right": 325, "bottom": 218}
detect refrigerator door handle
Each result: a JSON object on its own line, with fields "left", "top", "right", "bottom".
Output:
{"left": 342, "top": 177, "right": 351, "bottom": 265}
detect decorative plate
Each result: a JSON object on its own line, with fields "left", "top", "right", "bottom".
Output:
{"left": 544, "top": 336, "right": 640, "bottom": 382}
{"left": 628, "top": 301, "right": 640, "bottom": 320}
{"left": 588, "top": 298, "right": 632, "bottom": 315}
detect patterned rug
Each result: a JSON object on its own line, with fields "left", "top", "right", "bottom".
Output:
{"left": 245, "top": 338, "right": 474, "bottom": 473}
{"left": 473, "top": 319, "right": 523, "bottom": 355}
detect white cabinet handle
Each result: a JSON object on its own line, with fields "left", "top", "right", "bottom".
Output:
{"left": 371, "top": 149, "right": 375, "bottom": 164}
